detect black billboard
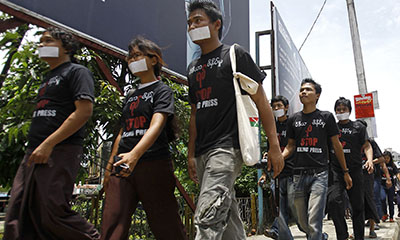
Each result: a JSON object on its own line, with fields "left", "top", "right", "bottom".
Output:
{"left": 272, "top": 6, "right": 311, "bottom": 114}
{"left": 2, "top": 0, "right": 249, "bottom": 76}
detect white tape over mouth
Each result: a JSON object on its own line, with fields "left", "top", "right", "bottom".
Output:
{"left": 128, "top": 58, "right": 148, "bottom": 74}
{"left": 273, "top": 109, "right": 285, "bottom": 118}
{"left": 189, "top": 26, "right": 211, "bottom": 42}
{"left": 38, "top": 46, "right": 59, "bottom": 58}
{"left": 336, "top": 112, "right": 350, "bottom": 121}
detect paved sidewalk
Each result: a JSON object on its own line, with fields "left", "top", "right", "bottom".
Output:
{"left": 247, "top": 216, "right": 400, "bottom": 240}
{"left": 2, "top": 209, "right": 399, "bottom": 239}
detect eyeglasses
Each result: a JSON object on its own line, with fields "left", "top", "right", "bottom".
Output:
{"left": 127, "top": 52, "right": 155, "bottom": 61}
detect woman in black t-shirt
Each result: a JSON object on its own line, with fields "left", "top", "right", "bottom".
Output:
{"left": 100, "top": 37, "right": 187, "bottom": 240}
{"left": 381, "top": 151, "right": 398, "bottom": 222}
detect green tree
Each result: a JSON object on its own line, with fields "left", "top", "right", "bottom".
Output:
{"left": 0, "top": 24, "right": 46, "bottom": 186}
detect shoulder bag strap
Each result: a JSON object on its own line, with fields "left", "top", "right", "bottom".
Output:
{"left": 229, "top": 44, "right": 241, "bottom": 95}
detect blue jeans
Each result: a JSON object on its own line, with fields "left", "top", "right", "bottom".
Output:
{"left": 293, "top": 170, "right": 328, "bottom": 240}
{"left": 269, "top": 176, "right": 297, "bottom": 239}
{"left": 373, "top": 178, "right": 384, "bottom": 218}
{"left": 194, "top": 147, "right": 246, "bottom": 240}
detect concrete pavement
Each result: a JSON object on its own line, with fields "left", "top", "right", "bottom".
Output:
{"left": 1, "top": 209, "right": 399, "bottom": 239}
{"left": 247, "top": 216, "right": 400, "bottom": 240}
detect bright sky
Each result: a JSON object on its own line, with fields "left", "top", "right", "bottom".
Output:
{"left": 249, "top": 0, "right": 400, "bottom": 152}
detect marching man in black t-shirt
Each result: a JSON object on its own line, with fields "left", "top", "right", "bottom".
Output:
{"left": 282, "top": 79, "right": 352, "bottom": 240}
{"left": 4, "top": 27, "right": 99, "bottom": 239}
{"left": 186, "top": 1, "right": 284, "bottom": 239}
{"left": 327, "top": 97, "right": 374, "bottom": 240}
{"left": 259, "top": 95, "right": 304, "bottom": 240}
{"left": 358, "top": 119, "right": 391, "bottom": 238}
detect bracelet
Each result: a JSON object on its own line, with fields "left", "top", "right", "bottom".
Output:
{"left": 343, "top": 169, "right": 349, "bottom": 174}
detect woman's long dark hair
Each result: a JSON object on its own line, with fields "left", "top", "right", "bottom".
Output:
{"left": 383, "top": 151, "right": 395, "bottom": 168}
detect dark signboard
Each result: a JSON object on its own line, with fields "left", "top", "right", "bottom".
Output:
{"left": 2, "top": 0, "right": 249, "bottom": 76}
{"left": 272, "top": 6, "right": 311, "bottom": 114}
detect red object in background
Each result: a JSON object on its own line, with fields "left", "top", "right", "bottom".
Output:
{"left": 354, "top": 93, "right": 375, "bottom": 119}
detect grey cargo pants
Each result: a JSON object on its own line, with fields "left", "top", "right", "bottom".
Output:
{"left": 194, "top": 147, "right": 246, "bottom": 240}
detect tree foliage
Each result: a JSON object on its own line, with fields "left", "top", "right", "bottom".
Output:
{"left": 0, "top": 24, "right": 47, "bottom": 186}
{"left": 0, "top": 18, "right": 257, "bottom": 198}
{"left": 0, "top": 22, "right": 196, "bottom": 191}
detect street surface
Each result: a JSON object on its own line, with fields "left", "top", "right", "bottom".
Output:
{"left": 247, "top": 213, "right": 400, "bottom": 240}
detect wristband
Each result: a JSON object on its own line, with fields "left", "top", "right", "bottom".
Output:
{"left": 343, "top": 169, "right": 349, "bottom": 174}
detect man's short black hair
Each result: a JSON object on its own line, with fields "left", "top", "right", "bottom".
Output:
{"left": 46, "top": 27, "right": 79, "bottom": 58}
{"left": 301, "top": 78, "right": 322, "bottom": 95}
{"left": 187, "top": 0, "right": 223, "bottom": 39}
{"left": 334, "top": 97, "right": 352, "bottom": 113}
{"left": 271, "top": 95, "right": 289, "bottom": 107}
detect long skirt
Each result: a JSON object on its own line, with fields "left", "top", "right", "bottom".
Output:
{"left": 4, "top": 144, "right": 100, "bottom": 240}
{"left": 101, "top": 158, "right": 187, "bottom": 240}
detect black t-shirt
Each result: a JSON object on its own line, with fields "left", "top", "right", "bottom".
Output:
{"left": 287, "top": 109, "right": 339, "bottom": 170}
{"left": 28, "top": 62, "right": 94, "bottom": 148}
{"left": 187, "top": 44, "right": 266, "bottom": 157}
{"left": 381, "top": 162, "right": 398, "bottom": 183}
{"left": 118, "top": 81, "right": 174, "bottom": 162}
{"left": 330, "top": 120, "right": 367, "bottom": 171}
{"left": 276, "top": 119, "right": 295, "bottom": 178}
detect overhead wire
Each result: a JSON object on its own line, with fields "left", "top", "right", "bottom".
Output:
{"left": 299, "top": 0, "right": 328, "bottom": 52}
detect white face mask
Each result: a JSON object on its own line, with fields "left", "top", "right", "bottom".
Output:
{"left": 273, "top": 109, "right": 285, "bottom": 118}
{"left": 128, "top": 58, "right": 148, "bottom": 74}
{"left": 336, "top": 112, "right": 350, "bottom": 121}
{"left": 38, "top": 46, "right": 59, "bottom": 58}
{"left": 188, "top": 26, "right": 211, "bottom": 42}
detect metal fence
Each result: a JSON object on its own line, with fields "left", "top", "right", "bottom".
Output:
{"left": 71, "top": 193, "right": 258, "bottom": 239}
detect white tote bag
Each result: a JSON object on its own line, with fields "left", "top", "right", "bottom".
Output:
{"left": 229, "top": 44, "right": 260, "bottom": 166}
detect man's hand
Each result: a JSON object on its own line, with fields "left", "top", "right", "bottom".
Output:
{"left": 28, "top": 142, "right": 54, "bottom": 166}
{"left": 267, "top": 147, "right": 284, "bottom": 178}
{"left": 258, "top": 173, "right": 267, "bottom": 186}
{"left": 344, "top": 172, "right": 353, "bottom": 190}
{"left": 386, "top": 179, "right": 392, "bottom": 189}
{"left": 364, "top": 160, "right": 374, "bottom": 174}
{"left": 188, "top": 157, "right": 198, "bottom": 184}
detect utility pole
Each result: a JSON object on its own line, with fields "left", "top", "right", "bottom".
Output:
{"left": 346, "top": 0, "right": 367, "bottom": 94}
{"left": 346, "top": 0, "right": 375, "bottom": 137}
